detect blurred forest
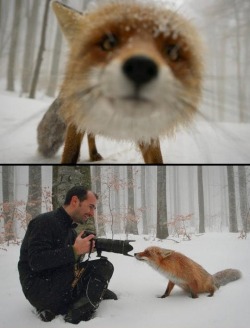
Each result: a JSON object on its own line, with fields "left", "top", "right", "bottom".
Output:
{"left": 0, "top": 0, "right": 249, "bottom": 123}
{"left": 187, "top": 0, "right": 250, "bottom": 122}
{"left": 0, "top": 165, "right": 249, "bottom": 247}
{"left": 0, "top": 0, "right": 91, "bottom": 99}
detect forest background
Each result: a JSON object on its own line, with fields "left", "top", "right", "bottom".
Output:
{"left": 0, "top": 165, "right": 249, "bottom": 248}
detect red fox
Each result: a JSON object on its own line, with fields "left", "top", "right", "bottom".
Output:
{"left": 37, "top": 0, "right": 204, "bottom": 164}
{"left": 135, "top": 246, "right": 241, "bottom": 298}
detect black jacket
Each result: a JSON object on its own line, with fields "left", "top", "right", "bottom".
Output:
{"left": 18, "top": 207, "right": 77, "bottom": 313}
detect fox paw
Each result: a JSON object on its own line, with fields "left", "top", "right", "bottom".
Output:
{"left": 90, "top": 153, "right": 103, "bottom": 161}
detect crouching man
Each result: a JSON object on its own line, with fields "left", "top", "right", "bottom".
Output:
{"left": 18, "top": 186, "right": 117, "bottom": 324}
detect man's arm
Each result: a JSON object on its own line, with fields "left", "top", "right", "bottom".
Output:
{"left": 27, "top": 218, "right": 75, "bottom": 272}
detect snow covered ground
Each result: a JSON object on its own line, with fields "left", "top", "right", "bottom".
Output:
{"left": 0, "top": 233, "right": 249, "bottom": 328}
{"left": 0, "top": 93, "right": 250, "bottom": 163}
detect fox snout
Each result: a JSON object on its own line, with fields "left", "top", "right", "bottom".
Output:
{"left": 123, "top": 56, "right": 158, "bottom": 87}
{"left": 134, "top": 252, "right": 145, "bottom": 260}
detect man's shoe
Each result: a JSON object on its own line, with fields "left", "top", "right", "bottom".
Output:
{"left": 37, "top": 309, "right": 56, "bottom": 322}
{"left": 103, "top": 289, "right": 118, "bottom": 300}
{"left": 64, "top": 300, "right": 95, "bottom": 324}
{"left": 64, "top": 308, "right": 95, "bottom": 324}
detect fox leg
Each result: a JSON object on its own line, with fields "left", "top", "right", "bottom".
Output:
{"left": 138, "top": 139, "right": 163, "bottom": 164}
{"left": 87, "top": 134, "right": 103, "bottom": 161}
{"left": 190, "top": 291, "right": 198, "bottom": 299}
{"left": 160, "top": 281, "right": 175, "bottom": 298}
{"left": 186, "top": 282, "right": 199, "bottom": 298}
{"left": 207, "top": 287, "right": 215, "bottom": 297}
{"left": 61, "top": 124, "right": 84, "bottom": 164}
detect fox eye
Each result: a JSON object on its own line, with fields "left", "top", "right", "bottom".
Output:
{"left": 165, "top": 44, "right": 180, "bottom": 61}
{"left": 100, "top": 33, "right": 118, "bottom": 51}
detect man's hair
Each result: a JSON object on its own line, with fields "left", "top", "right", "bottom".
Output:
{"left": 64, "top": 186, "right": 97, "bottom": 205}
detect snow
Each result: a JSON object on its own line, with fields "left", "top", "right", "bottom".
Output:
{"left": 0, "top": 233, "right": 249, "bottom": 328}
{"left": 0, "top": 92, "right": 250, "bottom": 163}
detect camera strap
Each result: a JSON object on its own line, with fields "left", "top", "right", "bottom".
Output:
{"left": 71, "top": 265, "right": 85, "bottom": 289}
{"left": 71, "top": 239, "right": 94, "bottom": 289}
{"left": 87, "top": 238, "right": 94, "bottom": 260}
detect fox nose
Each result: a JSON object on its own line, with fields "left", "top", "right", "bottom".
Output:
{"left": 122, "top": 56, "right": 158, "bottom": 86}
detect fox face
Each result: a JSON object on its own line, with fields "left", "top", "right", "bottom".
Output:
{"left": 53, "top": 1, "right": 204, "bottom": 144}
{"left": 135, "top": 247, "right": 178, "bottom": 281}
{"left": 135, "top": 247, "right": 173, "bottom": 263}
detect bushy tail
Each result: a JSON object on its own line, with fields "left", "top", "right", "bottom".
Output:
{"left": 37, "top": 98, "right": 66, "bottom": 157}
{"left": 213, "top": 269, "right": 242, "bottom": 288}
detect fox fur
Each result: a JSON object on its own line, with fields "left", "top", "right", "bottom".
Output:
{"left": 135, "top": 246, "right": 241, "bottom": 298}
{"left": 37, "top": 0, "right": 204, "bottom": 163}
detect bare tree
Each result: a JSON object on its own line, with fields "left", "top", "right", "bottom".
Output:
{"left": 238, "top": 166, "right": 249, "bottom": 233}
{"left": 29, "top": 0, "right": 51, "bottom": 98}
{"left": 125, "top": 166, "right": 138, "bottom": 235}
{"left": 113, "top": 166, "right": 122, "bottom": 235}
{"left": 46, "top": 0, "right": 68, "bottom": 97}
{"left": 141, "top": 166, "right": 148, "bottom": 234}
{"left": 92, "top": 165, "right": 105, "bottom": 235}
{"left": 2, "top": 166, "right": 15, "bottom": 243}
{"left": 156, "top": 166, "right": 168, "bottom": 239}
{"left": 197, "top": 166, "right": 205, "bottom": 233}
{"left": 0, "top": 0, "right": 11, "bottom": 56}
{"left": 227, "top": 166, "right": 238, "bottom": 232}
{"left": 26, "top": 166, "right": 42, "bottom": 224}
{"left": 6, "top": 0, "right": 23, "bottom": 91}
{"left": 21, "top": 1, "right": 40, "bottom": 93}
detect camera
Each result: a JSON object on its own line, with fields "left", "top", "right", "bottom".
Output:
{"left": 82, "top": 230, "right": 134, "bottom": 257}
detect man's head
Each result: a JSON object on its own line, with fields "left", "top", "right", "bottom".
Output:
{"left": 63, "top": 186, "right": 98, "bottom": 224}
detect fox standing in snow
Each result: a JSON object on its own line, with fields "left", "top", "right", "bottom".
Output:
{"left": 135, "top": 246, "right": 241, "bottom": 298}
{"left": 37, "top": 0, "right": 204, "bottom": 163}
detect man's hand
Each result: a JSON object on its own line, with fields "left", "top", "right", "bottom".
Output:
{"left": 73, "top": 231, "right": 95, "bottom": 256}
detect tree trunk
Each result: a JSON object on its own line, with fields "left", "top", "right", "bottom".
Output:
{"left": 238, "top": 166, "right": 248, "bottom": 232}
{"left": 227, "top": 166, "right": 238, "bottom": 232}
{"left": 52, "top": 165, "right": 91, "bottom": 209}
{"left": 26, "top": 166, "right": 42, "bottom": 224}
{"left": 21, "top": 0, "right": 40, "bottom": 93}
{"left": 141, "top": 166, "right": 148, "bottom": 234}
{"left": 0, "top": 0, "right": 11, "bottom": 56}
{"left": 197, "top": 166, "right": 205, "bottom": 233}
{"left": 2, "top": 166, "right": 15, "bottom": 243}
{"left": 113, "top": 166, "right": 121, "bottom": 235}
{"left": 29, "top": 0, "right": 50, "bottom": 98}
{"left": 173, "top": 167, "right": 179, "bottom": 218}
{"left": 156, "top": 166, "right": 168, "bottom": 239}
{"left": 46, "top": 20, "right": 63, "bottom": 97}
{"left": 6, "top": 0, "right": 23, "bottom": 91}
{"left": 91, "top": 166, "right": 105, "bottom": 235}
{"left": 125, "top": 166, "right": 138, "bottom": 235}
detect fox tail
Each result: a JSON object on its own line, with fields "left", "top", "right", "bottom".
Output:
{"left": 213, "top": 269, "right": 242, "bottom": 288}
{"left": 37, "top": 98, "right": 66, "bottom": 157}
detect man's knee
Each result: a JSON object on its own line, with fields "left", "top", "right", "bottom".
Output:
{"left": 93, "top": 258, "right": 114, "bottom": 281}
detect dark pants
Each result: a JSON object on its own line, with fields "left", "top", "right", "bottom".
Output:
{"left": 71, "top": 258, "right": 114, "bottom": 310}
{"left": 26, "top": 258, "right": 114, "bottom": 315}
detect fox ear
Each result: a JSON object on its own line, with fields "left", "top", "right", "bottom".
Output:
{"left": 162, "top": 249, "right": 173, "bottom": 258}
{"left": 52, "top": 1, "right": 83, "bottom": 43}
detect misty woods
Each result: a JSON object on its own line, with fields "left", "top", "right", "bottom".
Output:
{"left": 0, "top": 165, "right": 249, "bottom": 247}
